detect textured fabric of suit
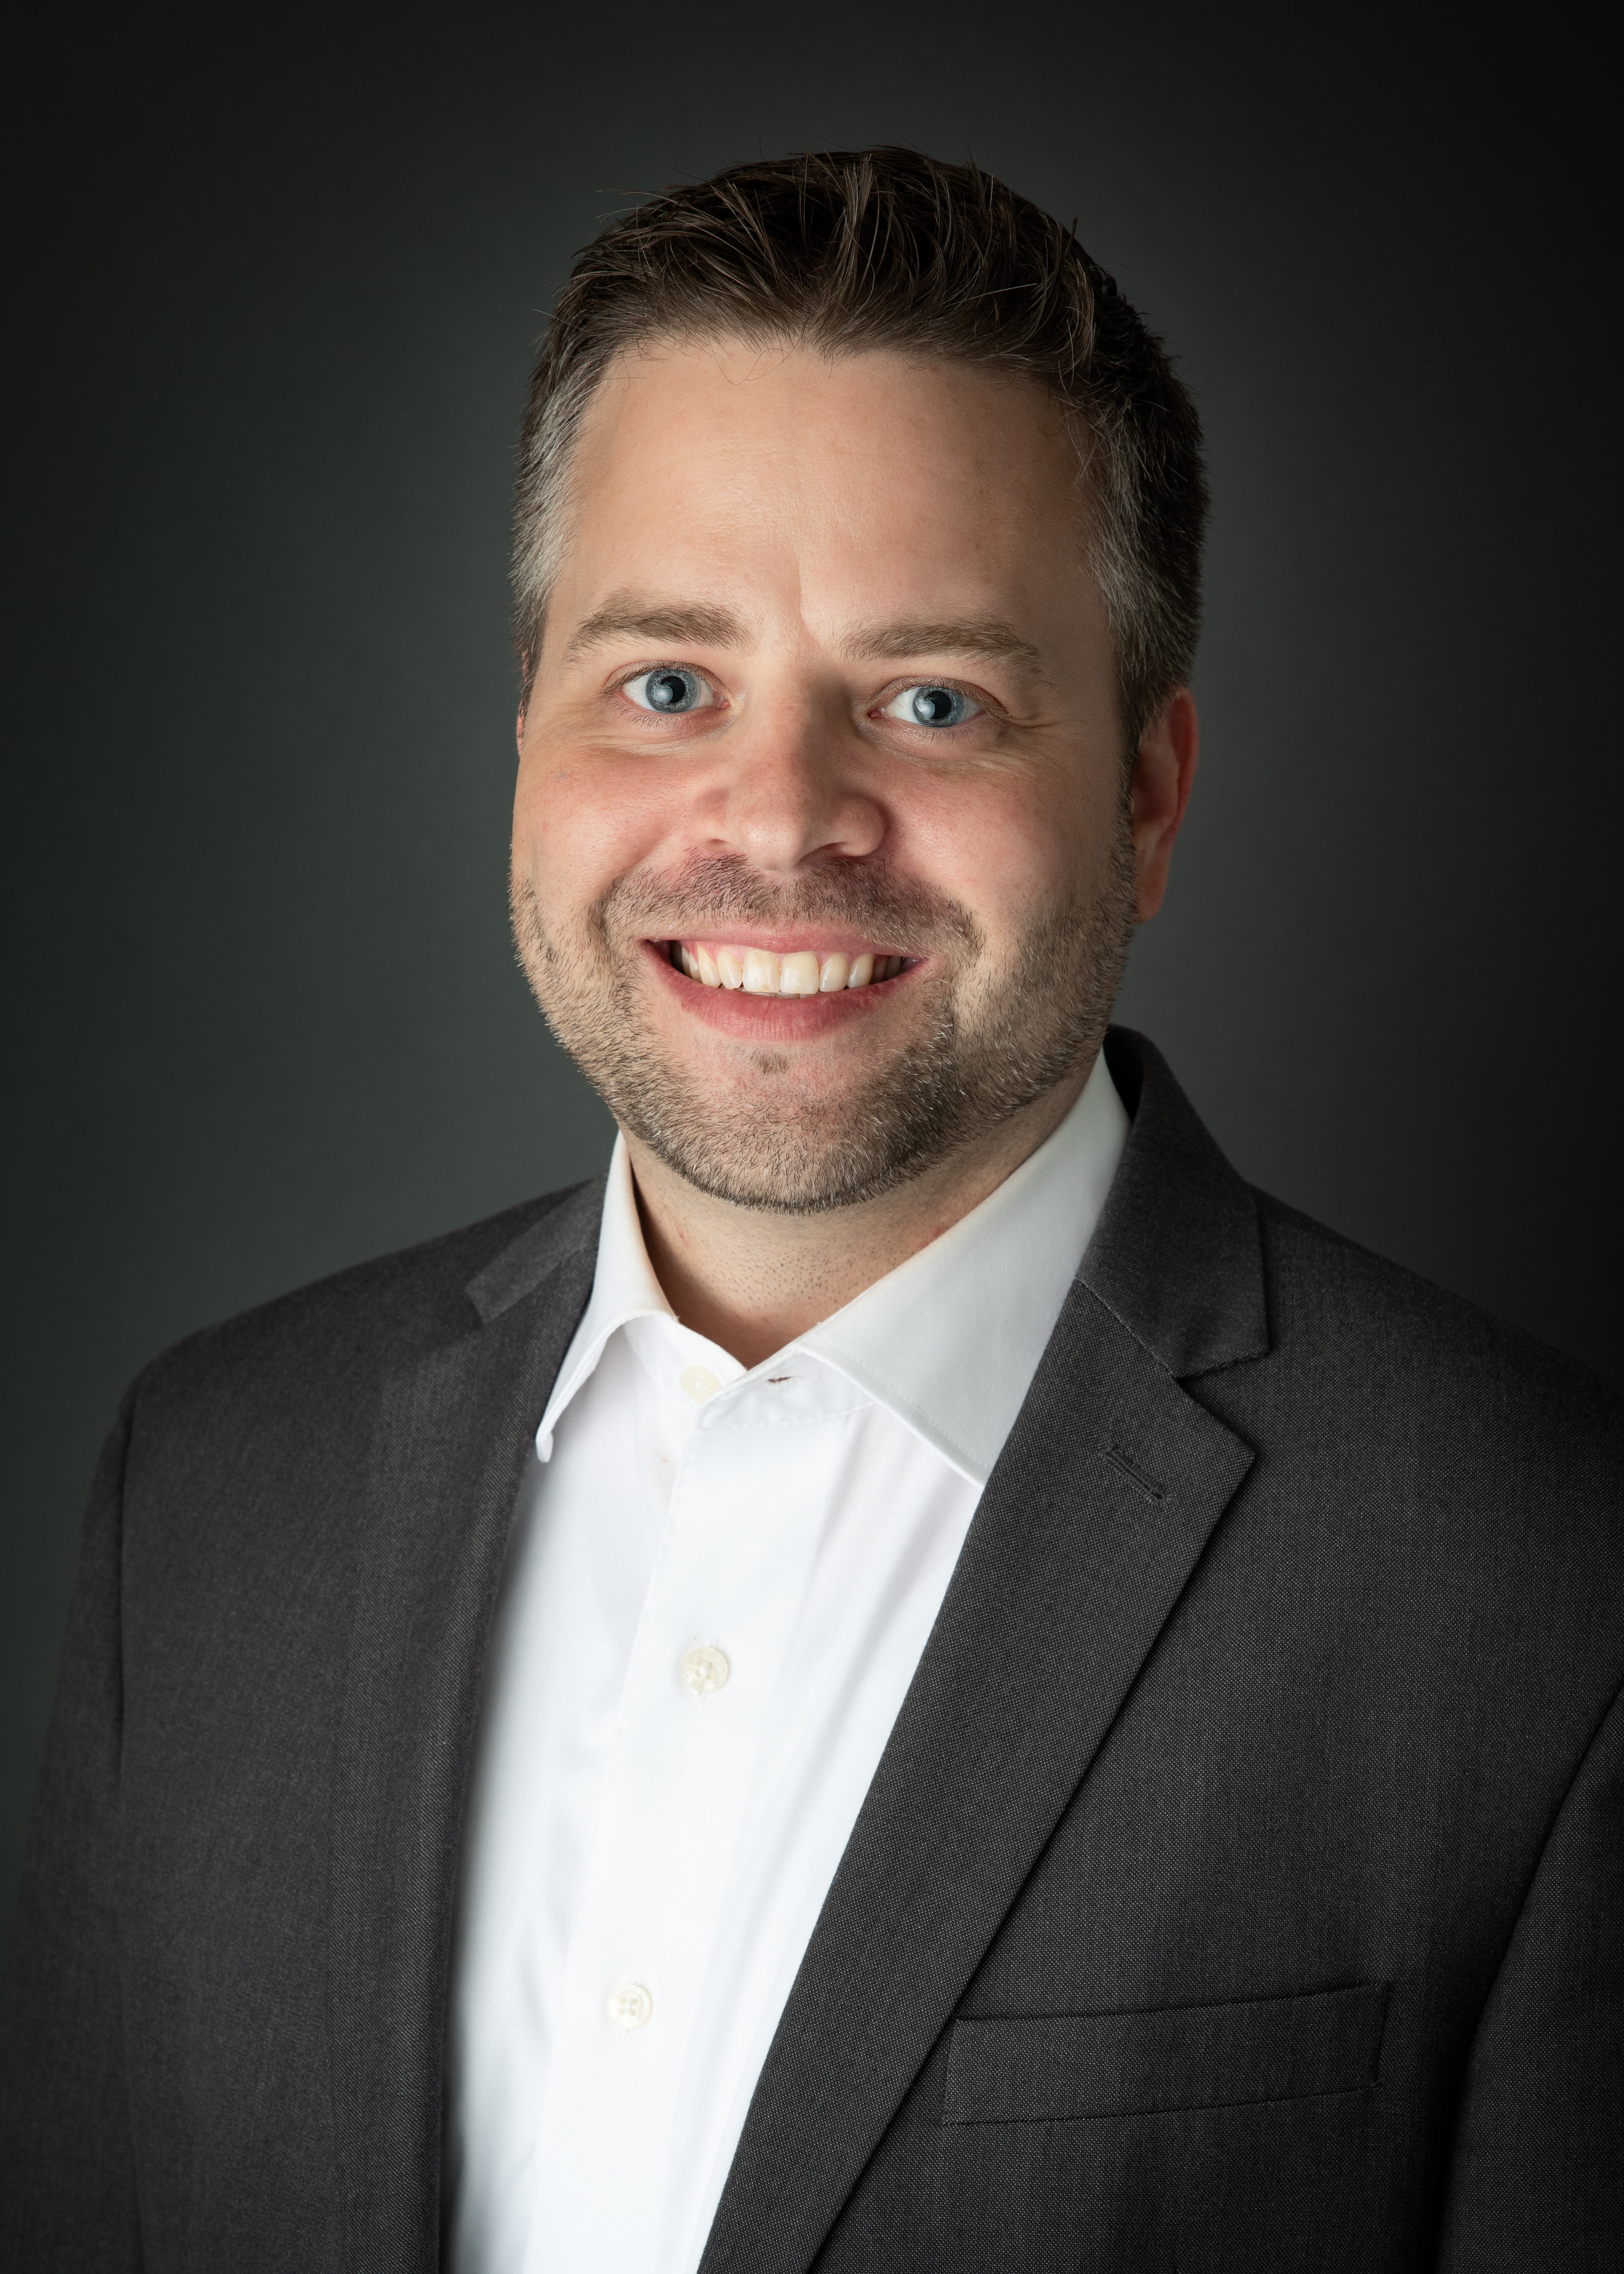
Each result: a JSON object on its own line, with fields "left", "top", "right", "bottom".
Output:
{"left": 2, "top": 1031, "right": 1620, "bottom": 2272}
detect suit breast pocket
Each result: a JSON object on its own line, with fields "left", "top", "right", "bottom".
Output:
{"left": 943, "top": 1982, "right": 1389, "bottom": 2125}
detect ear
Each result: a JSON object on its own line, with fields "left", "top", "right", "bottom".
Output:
{"left": 516, "top": 649, "right": 535, "bottom": 755}
{"left": 1130, "top": 687, "right": 1199, "bottom": 922}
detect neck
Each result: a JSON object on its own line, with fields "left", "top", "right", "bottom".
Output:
{"left": 623, "top": 1067, "right": 1090, "bottom": 1369}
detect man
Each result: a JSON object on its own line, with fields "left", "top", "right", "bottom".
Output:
{"left": 2, "top": 147, "right": 1619, "bottom": 2273}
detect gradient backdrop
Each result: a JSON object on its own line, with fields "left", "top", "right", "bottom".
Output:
{"left": 7, "top": 2, "right": 1618, "bottom": 1943}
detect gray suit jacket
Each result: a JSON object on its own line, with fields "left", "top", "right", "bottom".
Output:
{"left": 3, "top": 1030, "right": 1621, "bottom": 2271}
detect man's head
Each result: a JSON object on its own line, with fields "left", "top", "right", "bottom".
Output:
{"left": 509, "top": 150, "right": 1205, "bottom": 1215}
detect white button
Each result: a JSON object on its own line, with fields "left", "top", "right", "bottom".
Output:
{"left": 680, "top": 1365, "right": 721, "bottom": 1404}
{"left": 606, "top": 1981, "right": 654, "bottom": 2031}
{"left": 680, "top": 1644, "right": 730, "bottom": 1696}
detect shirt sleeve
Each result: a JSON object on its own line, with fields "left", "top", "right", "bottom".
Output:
{"left": 0, "top": 1380, "right": 144, "bottom": 2271}
{"left": 1437, "top": 1675, "right": 1624, "bottom": 2272}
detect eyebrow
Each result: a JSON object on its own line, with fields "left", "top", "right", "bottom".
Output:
{"left": 841, "top": 618, "right": 1050, "bottom": 681}
{"left": 562, "top": 600, "right": 1051, "bottom": 686}
{"left": 564, "top": 600, "right": 748, "bottom": 662}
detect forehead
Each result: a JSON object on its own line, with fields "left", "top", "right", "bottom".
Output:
{"left": 555, "top": 340, "right": 1094, "bottom": 638}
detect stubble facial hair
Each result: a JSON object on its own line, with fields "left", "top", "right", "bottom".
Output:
{"left": 512, "top": 822, "right": 1137, "bottom": 1217}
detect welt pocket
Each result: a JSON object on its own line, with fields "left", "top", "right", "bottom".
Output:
{"left": 943, "top": 1983, "right": 1389, "bottom": 2125}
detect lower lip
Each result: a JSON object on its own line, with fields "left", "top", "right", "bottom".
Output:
{"left": 640, "top": 940, "right": 914, "bottom": 1039}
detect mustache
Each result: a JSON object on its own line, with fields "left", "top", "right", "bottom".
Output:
{"left": 590, "top": 854, "right": 985, "bottom": 955}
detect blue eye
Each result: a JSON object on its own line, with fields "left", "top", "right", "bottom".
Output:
{"left": 881, "top": 683, "right": 979, "bottom": 729}
{"left": 624, "top": 666, "right": 716, "bottom": 714}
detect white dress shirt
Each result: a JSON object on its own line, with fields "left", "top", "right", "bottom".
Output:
{"left": 444, "top": 1052, "right": 1129, "bottom": 2274}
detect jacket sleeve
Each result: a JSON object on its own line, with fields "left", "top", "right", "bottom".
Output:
{"left": 1437, "top": 1677, "right": 1624, "bottom": 2272}
{"left": 0, "top": 1383, "right": 143, "bottom": 2270}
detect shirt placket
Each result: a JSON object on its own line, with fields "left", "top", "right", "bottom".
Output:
{"left": 524, "top": 1364, "right": 840, "bottom": 2273}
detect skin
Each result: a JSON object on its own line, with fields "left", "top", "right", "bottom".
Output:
{"left": 513, "top": 341, "right": 1198, "bottom": 1365}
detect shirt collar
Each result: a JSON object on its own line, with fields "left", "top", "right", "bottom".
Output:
{"left": 533, "top": 1134, "right": 691, "bottom": 1461}
{"left": 535, "top": 1051, "right": 1127, "bottom": 1484}
{"left": 794, "top": 1050, "right": 1126, "bottom": 1482}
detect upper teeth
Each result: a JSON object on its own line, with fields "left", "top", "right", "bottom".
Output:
{"left": 674, "top": 943, "right": 904, "bottom": 995}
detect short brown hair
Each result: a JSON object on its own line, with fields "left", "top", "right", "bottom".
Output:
{"left": 513, "top": 147, "right": 1207, "bottom": 743}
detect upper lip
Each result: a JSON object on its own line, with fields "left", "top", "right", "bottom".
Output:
{"left": 651, "top": 928, "right": 912, "bottom": 959}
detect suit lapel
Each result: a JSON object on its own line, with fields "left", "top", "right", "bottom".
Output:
{"left": 328, "top": 1183, "right": 602, "bottom": 2272}
{"left": 326, "top": 1028, "right": 1263, "bottom": 2273}
{"left": 699, "top": 1029, "right": 1267, "bottom": 2274}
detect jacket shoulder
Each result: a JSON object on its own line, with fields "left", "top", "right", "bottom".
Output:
{"left": 131, "top": 1182, "right": 597, "bottom": 1427}
{"left": 1249, "top": 1187, "right": 1623, "bottom": 1474}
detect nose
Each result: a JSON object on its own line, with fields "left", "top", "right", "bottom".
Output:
{"left": 707, "top": 699, "right": 886, "bottom": 874}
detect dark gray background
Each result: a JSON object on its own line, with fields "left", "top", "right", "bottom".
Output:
{"left": 7, "top": 1, "right": 1617, "bottom": 1945}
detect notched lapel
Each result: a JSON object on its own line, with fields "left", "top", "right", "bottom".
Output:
{"left": 328, "top": 1188, "right": 601, "bottom": 2272}
{"left": 699, "top": 1282, "right": 1256, "bottom": 2274}
{"left": 466, "top": 1176, "right": 605, "bottom": 1325}
{"left": 701, "top": 1033, "right": 1266, "bottom": 2274}
{"left": 1092, "top": 1028, "right": 1268, "bottom": 1380}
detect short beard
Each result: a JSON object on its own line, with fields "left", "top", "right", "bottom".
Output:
{"left": 512, "top": 827, "right": 1136, "bottom": 1216}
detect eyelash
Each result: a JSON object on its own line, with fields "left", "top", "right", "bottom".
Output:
{"left": 613, "top": 664, "right": 722, "bottom": 707}
{"left": 609, "top": 668, "right": 993, "bottom": 724}
{"left": 878, "top": 679, "right": 986, "bottom": 727}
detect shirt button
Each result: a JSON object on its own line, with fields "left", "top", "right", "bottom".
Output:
{"left": 606, "top": 1981, "right": 654, "bottom": 2031}
{"left": 680, "top": 1365, "right": 721, "bottom": 1404}
{"left": 680, "top": 1644, "right": 730, "bottom": 1696}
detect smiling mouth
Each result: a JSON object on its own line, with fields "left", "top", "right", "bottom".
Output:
{"left": 665, "top": 940, "right": 911, "bottom": 995}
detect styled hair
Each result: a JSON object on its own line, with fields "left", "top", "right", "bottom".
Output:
{"left": 513, "top": 147, "right": 1207, "bottom": 744}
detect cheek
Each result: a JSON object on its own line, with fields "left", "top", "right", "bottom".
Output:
{"left": 892, "top": 774, "right": 1101, "bottom": 944}
{"left": 515, "top": 742, "right": 682, "bottom": 902}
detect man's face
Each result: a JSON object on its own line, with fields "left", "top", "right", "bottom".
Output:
{"left": 512, "top": 341, "right": 1172, "bottom": 1213}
